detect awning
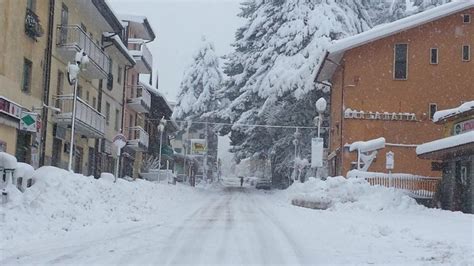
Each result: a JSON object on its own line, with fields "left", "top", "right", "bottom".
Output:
{"left": 417, "top": 131, "right": 474, "bottom": 160}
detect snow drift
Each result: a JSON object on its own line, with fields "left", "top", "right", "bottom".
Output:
{"left": 288, "top": 176, "right": 424, "bottom": 212}
{"left": 0, "top": 166, "right": 202, "bottom": 242}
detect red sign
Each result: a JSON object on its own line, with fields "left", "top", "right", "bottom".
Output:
{"left": 454, "top": 119, "right": 474, "bottom": 135}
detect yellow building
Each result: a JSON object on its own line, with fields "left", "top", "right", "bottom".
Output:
{"left": 43, "top": 0, "right": 134, "bottom": 175}
{"left": 0, "top": 0, "right": 50, "bottom": 168}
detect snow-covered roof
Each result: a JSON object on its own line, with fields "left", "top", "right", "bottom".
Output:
{"left": 103, "top": 32, "right": 136, "bottom": 65}
{"left": 433, "top": 100, "right": 474, "bottom": 122}
{"left": 349, "top": 137, "right": 386, "bottom": 153}
{"left": 416, "top": 131, "right": 474, "bottom": 155}
{"left": 119, "top": 14, "right": 156, "bottom": 41}
{"left": 139, "top": 82, "right": 178, "bottom": 129}
{"left": 316, "top": 0, "right": 474, "bottom": 82}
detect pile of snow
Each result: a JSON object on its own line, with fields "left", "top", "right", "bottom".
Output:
{"left": 288, "top": 176, "right": 423, "bottom": 212}
{"left": 433, "top": 100, "right": 474, "bottom": 122}
{"left": 349, "top": 137, "right": 385, "bottom": 152}
{"left": 1, "top": 166, "right": 202, "bottom": 242}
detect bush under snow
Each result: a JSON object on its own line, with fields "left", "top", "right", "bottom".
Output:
{"left": 288, "top": 176, "right": 424, "bottom": 212}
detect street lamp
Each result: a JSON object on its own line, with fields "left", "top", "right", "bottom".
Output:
{"left": 66, "top": 49, "right": 89, "bottom": 172}
{"left": 157, "top": 116, "right": 167, "bottom": 173}
{"left": 315, "top": 97, "right": 327, "bottom": 138}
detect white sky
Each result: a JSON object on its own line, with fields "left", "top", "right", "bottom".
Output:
{"left": 108, "top": 0, "right": 244, "bottom": 101}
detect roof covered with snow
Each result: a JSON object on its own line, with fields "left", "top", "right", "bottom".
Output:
{"left": 433, "top": 100, "right": 474, "bottom": 123}
{"left": 316, "top": 0, "right": 474, "bottom": 82}
{"left": 416, "top": 131, "right": 474, "bottom": 156}
{"left": 119, "top": 14, "right": 156, "bottom": 41}
{"left": 103, "top": 32, "right": 136, "bottom": 65}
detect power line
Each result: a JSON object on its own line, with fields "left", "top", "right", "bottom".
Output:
{"left": 146, "top": 118, "right": 319, "bottom": 129}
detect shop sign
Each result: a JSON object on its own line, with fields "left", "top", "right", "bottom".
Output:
{"left": 190, "top": 139, "right": 206, "bottom": 155}
{"left": 0, "top": 97, "right": 22, "bottom": 119}
{"left": 344, "top": 108, "right": 417, "bottom": 122}
{"left": 20, "top": 111, "right": 39, "bottom": 132}
{"left": 453, "top": 119, "right": 474, "bottom": 135}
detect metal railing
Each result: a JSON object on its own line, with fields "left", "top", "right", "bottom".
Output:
{"left": 55, "top": 95, "right": 105, "bottom": 137}
{"left": 128, "top": 126, "right": 149, "bottom": 149}
{"left": 56, "top": 25, "right": 110, "bottom": 74}
{"left": 128, "top": 38, "right": 153, "bottom": 69}
{"left": 127, "top": 84, "right": 151, "bottom": 110}
{"left": 349, "top": 171, "right": 441, "bottom": 199}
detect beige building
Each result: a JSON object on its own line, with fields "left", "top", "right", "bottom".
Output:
{"left": 0, "top": 0, "right": 50, "bottom": 168}
{"left": 119, "top": 15, "right": 155, "bottom": 178}
{"left": 41, "top": 0, "right": 134, "bottom": 175}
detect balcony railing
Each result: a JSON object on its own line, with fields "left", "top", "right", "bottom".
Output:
{"left": 127, "top": 84, "right": 151, "bottom": 113}
{"left": 56, "top": 25, "right": 110, "bottom": 79}
{"left": 128, "top": 38, "right": 153, "bottom": 74}
{"left": 54, "top": 95, "right": 106, "bottom": 139}
{"left": 127, "top": 126, "right": 149, "bottom": 152}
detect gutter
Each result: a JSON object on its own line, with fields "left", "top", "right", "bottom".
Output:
{"left": 39, "top": 0, "right": 55, "bottom": 167}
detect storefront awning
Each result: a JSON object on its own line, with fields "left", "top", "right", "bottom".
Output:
{"left": 417, "top": 131, "right": 474, "bottom": 160}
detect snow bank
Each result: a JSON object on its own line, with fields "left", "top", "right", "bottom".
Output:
{"left": 416, "top": 131, "right": 474, "bottom": 155}
{"left": 288, "top": 176, "right": 423, "bottom": 212}
{"left": 433, "top": 100, "right": 474, "bottom": 122}
{"left": 1, "top": 166, "right": 202, "bottom": 242}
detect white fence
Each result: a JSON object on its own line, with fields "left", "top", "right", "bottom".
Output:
{"left": 348, "top": 170, "right": 441, "bottom": 199}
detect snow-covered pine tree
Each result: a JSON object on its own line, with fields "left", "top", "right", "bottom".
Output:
{"left": 173, "top": 38, "right": 223, "bottom": 180}
{"left": 218, "top": 0, "right": 375, "bottom": 187}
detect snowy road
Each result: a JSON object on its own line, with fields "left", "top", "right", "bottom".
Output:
{"left": 2, "top": 180, "right": 472, "bottom": 265}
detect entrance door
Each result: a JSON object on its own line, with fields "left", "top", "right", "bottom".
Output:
{"left": 15, "top": 130, "right": 31, "bottom": 164}
{"left": 88, "top": 147, "right": 95, "bottom": 176}
{"left": 74, "top": 147, "right": 83, "bottom": 174}
{"left": 52, "top": 138, "right": 62, "bottom": 167}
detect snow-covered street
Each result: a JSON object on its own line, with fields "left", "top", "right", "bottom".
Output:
{"left": 1, "top": 176, "right": 472, "bottom": 265}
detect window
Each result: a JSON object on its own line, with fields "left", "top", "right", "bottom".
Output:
{"left": 56, "top": 71, "right": 64, "bottom": 108}
{"left": 115, "top": 109, "right": 120, "bottom": 131}
{"left": 92, "top": 97, "right": 97, "bottom": 109}
{"left": 429, "top": 103, "right": 437, "bottom": 120}
{"left": 117, "top": 66, "right": 122, "bottom": 84}
{"left": 394, "top": 44, "right": 408, "bottom": 80}
{"left": 22, "top": 58, "right": 33, "bottom": 93}
{"left": 105, "top": 102, "right": 111, "bottom": 125}
{"left": 463, "top": 14, "right": 471, "bottom": 24}
{"left": 462, "top": 45, "right": 470, "bottom": 61}
{"left": 77, "top": 85, "right": 82, "bottom": 98}
{"left": 27, "top": 0, "right": 36, "bottom": 11}
{"left": 86, "top": 91, "right": 90, "bottom": 103}
{"left": 430, "top": 48, "right": 438, "bottom": 64}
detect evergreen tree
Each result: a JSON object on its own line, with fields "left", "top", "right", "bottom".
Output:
{"left": 173, "top": 38, "right": 223, "bottom": 180}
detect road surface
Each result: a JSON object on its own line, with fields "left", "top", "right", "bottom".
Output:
{"left": 1, "top": 179, "right": 472, "bottom": 265}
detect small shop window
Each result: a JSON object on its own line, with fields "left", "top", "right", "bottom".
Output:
{"left": 463, "top": 14, "right": 471, "bottom": 24}
{"left": 430, "top": 48, "right": 438, "bottom": 64}
{"left": 22, "top": 58, "right": 33, "bottom": 93}
{"left": 429, "top": 103, "right": 437, "bottom": 120}
{"left": 394, "top": 44, "right": 408, "bottom": 80}
{"left": 462, "top": 45, "right": 470, "bottom": 61}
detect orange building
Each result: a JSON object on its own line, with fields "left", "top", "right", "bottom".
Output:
{"left": 315, "top": 1, "right": 473, "bottom": 177}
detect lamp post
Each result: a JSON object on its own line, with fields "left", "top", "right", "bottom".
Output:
{"left": 157, "top": 117, "right": 167, "bottom": 175}
{"left": 312, "top": 97, "right": 327, "bottom": 178}
{"left": 66, "top": 50, "right": 89, "bottom": 172}
{"left": 315, "top": 97, "right": 327, "bottom": 138}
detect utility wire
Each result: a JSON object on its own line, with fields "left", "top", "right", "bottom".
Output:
{"left": 146, "top": 118, "right": 319, "bottom": 129}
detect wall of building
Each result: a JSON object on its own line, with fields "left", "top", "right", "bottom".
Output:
{"left": 329, "top": 8, "right": 473, "bottom": 177}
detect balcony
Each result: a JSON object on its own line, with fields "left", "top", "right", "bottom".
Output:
{"left": 127, "top": 126, "right": 149, "bottom": 152}
{"left": 56, "top": 25, "right": 110, "bottom": 79}
{"left": 128, "top": 38, "right": 153, "bottom": 74}
{"left": 54, "top": 95, "right": 106, "bottom": 139}
{"left": 127, "top": 84, "right": 151, "bottom": 113}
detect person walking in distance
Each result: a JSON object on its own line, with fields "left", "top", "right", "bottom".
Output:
{"left": 239, "top": 176, "right": 244, "bottom": 187}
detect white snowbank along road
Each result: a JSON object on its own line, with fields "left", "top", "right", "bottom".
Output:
{"left": 1, "top": 162, "right": 473, "bottom": 265}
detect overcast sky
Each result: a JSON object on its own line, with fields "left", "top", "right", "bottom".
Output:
{"left": 109, "top": 0, "right": 244, "bottom": 102}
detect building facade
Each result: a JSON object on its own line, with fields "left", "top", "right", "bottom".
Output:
{"left": 316, "top": 2, "right": 473, "bottom": 177}
{"left": 0, "top": 0, "right": 50, "bottom": 168}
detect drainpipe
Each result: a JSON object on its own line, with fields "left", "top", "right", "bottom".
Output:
{"left": 119, "top": 64, "right": 133, "bottom": 178}
{"left": 39, "top": 0, "right": 55, "bottom": 167}
{"left": 340, "top": 63, "right": 345, "bottom": 177}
